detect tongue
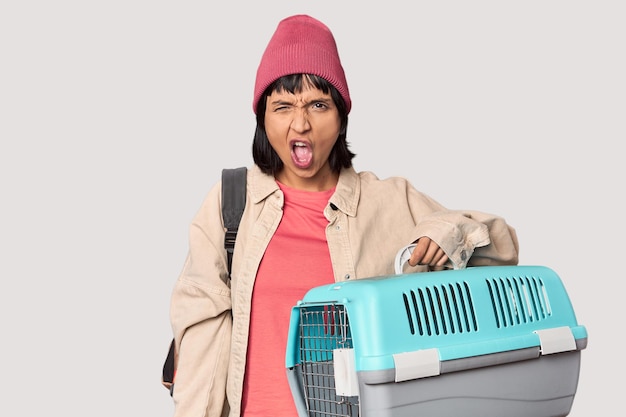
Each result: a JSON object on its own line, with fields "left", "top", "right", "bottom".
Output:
{"left": 293, "top": 145, "right": 312, "bottom": 168}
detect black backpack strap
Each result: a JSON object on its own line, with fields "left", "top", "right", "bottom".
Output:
{"left": 162, "top": 167, "right": 247, "bottom": 397}
{"left": 221, "top": 167, "right": 247, "bottom": 275}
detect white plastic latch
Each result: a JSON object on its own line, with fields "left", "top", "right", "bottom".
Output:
{"left": 333, "top": 348, "right": 360, "bottom": 397}
{"left": 534, "top": 326, "right": 577, "bottom": 355}
{"left": 393, "top": 348, "right": 441, "bottom": 382}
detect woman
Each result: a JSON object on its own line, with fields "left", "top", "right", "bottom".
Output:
{"left": 168, "top": 14, "right": 519, "bottom": 417}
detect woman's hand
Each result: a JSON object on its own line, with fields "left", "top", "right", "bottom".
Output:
{"left": 408, "top": 237, "right": 449, "bottom": 270}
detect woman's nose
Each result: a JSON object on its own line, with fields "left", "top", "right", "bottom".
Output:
{"left": 290, "top": 107, "right": 311, "bottom": 132}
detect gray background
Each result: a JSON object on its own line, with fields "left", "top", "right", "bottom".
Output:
{"left": 1, "top": 1, "right": 623, "bottom": 415}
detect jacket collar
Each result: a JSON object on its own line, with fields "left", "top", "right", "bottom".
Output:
{"left": 330, "top": 167, "right": 359, "bottom": 217}
{"left": 248, "top": 164, "right": 360, "bottom": 217}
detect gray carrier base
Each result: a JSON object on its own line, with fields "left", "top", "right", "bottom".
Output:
{"left": 357, "top": 349, "right": 582, "bottom": 417}
{"left": 287, "top": 344, "right": 584, "bottom": 417}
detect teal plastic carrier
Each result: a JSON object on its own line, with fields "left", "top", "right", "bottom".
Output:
{"left": 285, "top": 265, "right": 587, "bottom": 417}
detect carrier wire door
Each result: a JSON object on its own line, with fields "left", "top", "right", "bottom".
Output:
{"left": 293, "top": 304, "right": 359, "bottom": 417}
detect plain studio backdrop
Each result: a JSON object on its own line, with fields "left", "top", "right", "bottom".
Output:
{"left": 1, "top": 1, "right": 623, "bottom": 416}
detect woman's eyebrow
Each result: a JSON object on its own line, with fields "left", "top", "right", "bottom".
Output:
{"left": 268, "top": 98, "right": 294, "bottom": 106}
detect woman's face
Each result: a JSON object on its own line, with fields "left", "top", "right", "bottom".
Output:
{"left": 264, "top": 81, "right": 341, "bottom": 191}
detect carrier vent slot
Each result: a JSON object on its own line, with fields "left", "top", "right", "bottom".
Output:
{"left": 403, "top": 281, "right": 477, "bottom": 336}
{"left": 486, "top": 275, "right": 552, "bottom": 328}
{"left": 298, "top": 305, "right": 359, "bottom": 416}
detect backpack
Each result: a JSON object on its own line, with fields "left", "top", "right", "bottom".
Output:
{"left": 161, "top": 167, "right": 247, "bottom": 396}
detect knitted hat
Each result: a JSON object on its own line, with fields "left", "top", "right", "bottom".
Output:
{"left": 253, "top": 14, "right": 351, "bottom": 114}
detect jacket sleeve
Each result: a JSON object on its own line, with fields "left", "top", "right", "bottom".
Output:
{"left": 169, "top": 183, "right": 232, "bottom": 417}
{"left": 405, "top": 184, "right": 519, "bottom": 269}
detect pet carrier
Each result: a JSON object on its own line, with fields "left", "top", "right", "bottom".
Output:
{"left": 285, "top": 246, "right": 587, "bottom": 417}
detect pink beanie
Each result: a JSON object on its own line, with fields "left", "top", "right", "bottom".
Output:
{"left": 253, "top": 14, "right": 351, "bottom": 114}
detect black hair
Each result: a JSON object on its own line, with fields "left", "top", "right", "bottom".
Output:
{"left": 252, "top": 74, "right": 355, "bottom": 176}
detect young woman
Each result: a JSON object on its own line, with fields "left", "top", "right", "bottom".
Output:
{"left": 168, "top": 14, "right": 519, "bottom": 417}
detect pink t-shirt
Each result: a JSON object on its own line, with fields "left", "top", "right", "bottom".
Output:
{"left": 242, "top": 182, "right": 336, "bottom": 416}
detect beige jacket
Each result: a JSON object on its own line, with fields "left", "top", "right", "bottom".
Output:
{"left": 169, "top": 164, "right": 519, "bottom": 417}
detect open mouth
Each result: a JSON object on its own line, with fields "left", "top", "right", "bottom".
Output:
{"left": 291, "top": 140, "right": 313, "bottom": 169}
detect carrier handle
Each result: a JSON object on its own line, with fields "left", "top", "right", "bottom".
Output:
{"left": 394, "top": 244, "right": 417, "bottom": 275}
{"left": 394, "top": 243, "right": 457, "bottom": 275}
